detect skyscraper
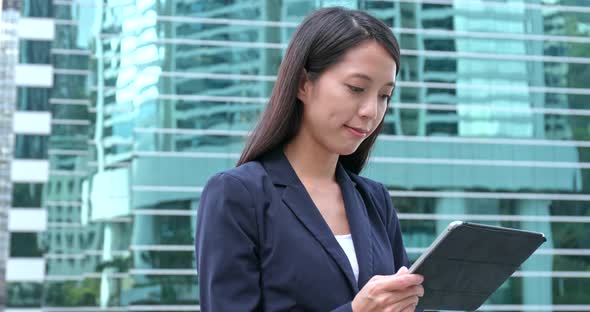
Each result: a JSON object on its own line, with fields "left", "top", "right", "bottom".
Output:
{"left": 0, "top": 1, "right": 20, "bottom": 308}
{"left": 3, "top": 0, "right": 52, "bottom": 309}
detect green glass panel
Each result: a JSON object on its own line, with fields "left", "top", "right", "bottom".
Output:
{"left": 51, "top": 103, "right": 89, "bottom": 120}
{"left": 6, "top": 282, "right": 42, "bottom": 307}
{"left": 12, "top": 183, "right": 43, "bottom": 208}
{"left": 44, "top": 280, "right": 101, "bottom": 307}
{"left": 52, "top": 75, "right": 88, "bottom": 99}
{"left": 133, "top": 250, "right": 195, "bottom": 269}
{"left": 128, "top": 275, "right": 198, "bottom": 305}
{"left": 53, "top": 54, "right": 89, "bottom": 70}
{"left": 17, "top": 87, "right": 50, "bottom": 111}
{"left": 10, "top": 232, "right": 44, "bottom": 257}
{"left": 19, "top": 40, "right": 51, "bottom": 64}
{"left": 132, "top": 215, "right": 194, "bottom": 246}
{"left": 14, "top": 134, "right": 49, "bottom": 159}
{"left": 20, "top": 0, "right": 52, "bottom": 17}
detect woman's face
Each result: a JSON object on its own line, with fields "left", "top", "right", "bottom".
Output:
{"left": 297, "top": 40, "right": 397, "bottom": 156}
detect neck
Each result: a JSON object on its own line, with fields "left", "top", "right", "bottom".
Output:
{"left": 283, "top": 131, "right": 339, "bottom": 185}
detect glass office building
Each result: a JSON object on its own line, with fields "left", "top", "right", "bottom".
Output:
{"left": 4, "top": 0, "right": 590, "bottom": 311}
{"left": 1, "top": 1, "right": 21, "bottom": 309}
{"left": 4, "top": 0, "right": 51, "bottom": 309}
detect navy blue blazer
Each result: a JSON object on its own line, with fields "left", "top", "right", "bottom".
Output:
{"left": 195, "top": 149, "right": 415, "bottom": 311}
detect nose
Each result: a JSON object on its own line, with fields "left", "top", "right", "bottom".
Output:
{"left": 358, "top": 94, "right": 379, "bottom": 120}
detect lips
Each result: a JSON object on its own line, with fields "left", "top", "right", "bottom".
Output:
{"left": 345, "top": 125, "right": 370, "bottom": 137}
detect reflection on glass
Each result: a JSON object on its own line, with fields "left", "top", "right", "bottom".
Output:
{"left": 7, "top": 282, "right": 42, "bottom": 307}
{"left": 19, "top": 41, "right": 50, "bottom": 64}
{"left": 14, "top": 135, "right": 48, "bottom": 159}
{"left": 10, "top": 232, "right": 44, "bottom": 257}
{"left": 17, "top": 87, "right": 49, "bottom": 111}
{"left": 128, "top": 275, "right": 198, "bottom": 305}
{"left": 12, "top": 183, "right": 43, "bottom": 208}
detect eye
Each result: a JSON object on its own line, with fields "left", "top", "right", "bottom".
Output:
{"left": 380, "top": 94, "right": 391, "bottom": 102}
{"left": 347, "top": 85, "right": 364, "bottom": 93}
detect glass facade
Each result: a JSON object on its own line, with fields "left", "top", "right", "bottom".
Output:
{"left": 5, "top": 0, "right": 590, "bottom": 310}
{"left": 14, "top": 134, "right": 48, "bottom": 159}
{"left": 6, "top": 0, "right": 50, "bottom": 307}
{"left": 0, "top": 1, "right": 20, "bottom": 310}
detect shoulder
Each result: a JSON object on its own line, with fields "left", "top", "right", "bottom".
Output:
{"left": 203, "top": 160, "right": 268, "bottom": 196}
{"left": 346, "top": 170, "right": 396, "bottom": 221}
{"left": 354, "top": 173, "right": 387, "bottom": 193}
{"left": 347, "top": 171, "right": 389, "bottom": 200}
{"left": 198, "top": 161, "right": 270, "bottom": 227}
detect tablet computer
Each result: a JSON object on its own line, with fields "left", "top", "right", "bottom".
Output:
{"left": 409, "top": 221, "right": 546, "bottom": 311}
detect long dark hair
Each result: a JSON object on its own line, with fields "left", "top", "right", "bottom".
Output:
{"left": 237, "top": 7, "right": 400, "bottom": 174}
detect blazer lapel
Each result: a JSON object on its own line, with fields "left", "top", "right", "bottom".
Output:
{"left": 261, "top": 149, "right": 359, "bottom": 293}
{"left": 282, "top": 186, "right": 359, "bottom": 292}
{"left": 336, "top": 164, "right": 374, "bottom": 289}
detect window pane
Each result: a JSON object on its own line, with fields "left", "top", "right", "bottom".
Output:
{"left": 20, "top": 0, "right": 53, "bottom": 17}
{"left": 6, "top": 282, "right": 42, "bottom": 307}
{"left": 12, "top": 183, "right": 43, "bottom": 208}
{"left": 10, "top": 232, "right": 44, "bottom": 257}
{"left": 17, "top": 87, "right": 50, "bottom": 111}
{"left": 14, "top": 135, "right": 48, "bottom": 159}
{"left": 19, "top": 41, "right": 51, "bottom": 64}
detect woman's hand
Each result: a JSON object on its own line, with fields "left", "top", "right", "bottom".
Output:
{"left": 351, "top": 266, "right": 424, "bottom": 312}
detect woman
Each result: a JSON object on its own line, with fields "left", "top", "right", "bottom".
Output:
{"left": 195, "top": 7, "right": 424, "bottom": 312}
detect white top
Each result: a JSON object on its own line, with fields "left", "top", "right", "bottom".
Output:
{"left": 334, "top": 233, "right": 359, "bottom": 282}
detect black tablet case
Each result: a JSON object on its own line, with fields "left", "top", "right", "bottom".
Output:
{"left": 411, "top": 222, "right": 546, "bottom": 311}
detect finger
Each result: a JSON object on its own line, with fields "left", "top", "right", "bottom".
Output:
{"left": 395, "top": 266, "right": 409, "bottom": 275}
{"left": 365, "top": 287, "right": 417, "bottom": 310}
{"left": 400, "top": 297, "right": 420, "bottom": 312}
{"left": 379, "top": 285, "right": 424, "bottom": 307}
{"left": 373, "top": 273, "right": 424, "bottom": 292}
{"left": 410, "top": 284, "right": 425, "bottom": 298}
{"left": 369, "top": 274, "right": 388, "bottom": 282}
{"left": 401, "top": 303, "right": 418, "bottom": 312}
{"left": 383, "top": 296, "right": 418, "bottom": 312}
{"left": 388, "top": 295, "right": 420, "bottom": 312}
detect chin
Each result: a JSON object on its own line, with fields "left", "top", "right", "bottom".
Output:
{"left": 321, "top": 135, "right": 364, "bottom": 156}
{"left": 331, "top": 143, "right": 361, "bottom": 156}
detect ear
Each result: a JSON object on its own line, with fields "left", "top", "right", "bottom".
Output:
{"left": 296, "top": 69, "right": 312, "bottom": 103}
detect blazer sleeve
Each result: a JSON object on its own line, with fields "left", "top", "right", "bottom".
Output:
{"left": 379, "top": 183, "right": 411, "bottom": 271}
{"left": 195, "top": 173, "right": 261, "bottom": 311}
{"left": 380, "top": 184, "right": 424, "bottom": 312}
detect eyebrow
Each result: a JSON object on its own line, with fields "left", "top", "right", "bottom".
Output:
{"left": 348, "top": 73, "right": 396, "bottom": 88}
